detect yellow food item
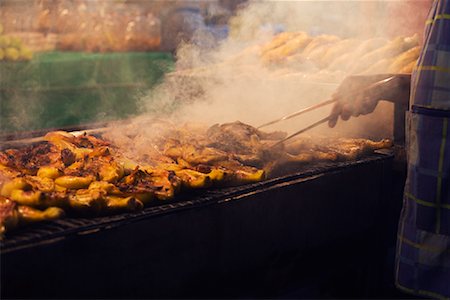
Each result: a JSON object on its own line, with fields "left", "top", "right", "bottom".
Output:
{"left": 37, "top": 166, "right": 62, "bottom": 179}
{"left": 55, "top": 175, "right": 94, "bottom": 189}
{"left": 234, "top": 169, "right": 265, "bottom": 184}
{"left": 319, "top": 39, "right": 360, "bottom": 68}
{"left": 261, "top": 31, "right": 303, "bottom": 54}
{"left": 4, "top": 47, "right": 20, "bottom": 61}
{"left": 175, "top": 169, "right": 212, "bottom": 189}
{"left": 261, "top": 32, "right": 312, "bottom": 63}
{"left": 44, "top": 131, "right": 92, "bottom": 159}
{"left": 18, "top": 206, "right": 65, "bottom": 223}
{"left": 98, "top": 162, "right": 123, "bottom": 183}
{"left": 69, "top": 188, "right": 106, "bottom": 212}
{"left": 130, "top": 192, "right": 154, "bottom": 204}
{"left": 0, "top": 124, "right": 393, "bottom": 238}
{"left": 54, "top": 184, "right": 67, "bottom": 192}
{"left": 105, "top": 196, "right": 143, "bottom": 212}
{"left": 207, "top": 168, "right": 226, "bottom": 182}
{"left": 10, "top": 189, "right": 44, "bottom": 207}
{"left": 89, "top": 181, "right": 121, "bottom": 194}
{"left": 1, "top": 178, "right": 28, "bottom": 197}
{"left": 388, "top": 46, "right": 420, "bottom": 73}
{"left": 349, "top": 35, "right": 418, "bottom": 74}
{"left": 326, "top": 37, "right": 388, "bottom": 71}
{"left": 302, "top": 35, "right": 340, "bottom": 57}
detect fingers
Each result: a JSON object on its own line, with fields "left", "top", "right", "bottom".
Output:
{"left": 341, "top": 103, "right": 353, "bottom": 120}
{"left": 329, "top": 94, "right": 379, "bottom": 127}
{"left": 328, "top": 103, "right": 341, "bottom": 128}
{"left": 360, "top": 96, "right": 378, "bottom": 115}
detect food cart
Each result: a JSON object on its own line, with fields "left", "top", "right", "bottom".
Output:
{"left": 0, "top": 0, "right": 427, "bottom": 298}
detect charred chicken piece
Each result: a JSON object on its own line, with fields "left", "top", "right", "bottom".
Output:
{"left": 163, "top": 139, "right": 229, "bottom": 165}
{"left": 0, "top": 163, "right": 21, "bottom": 180}
{"left": 44, "top": 131, "right": 112, "bottom": 161}
{"left": 0, "top": 142, "right": 64, "bottom": 175}
{"left": 61, "top": 147, "right": 124, "bottom": 184}
{"left": 117, "top": 167, "right": 180, "bottom": 202}
{"left": 174, "top": 169, "right": 212, "bottom": 189}
{"left": 68, "top": 188, "right": 107, "bottom": 213}
{"left": 0, "top": 125, "right": 395, "bottom": 238}
{"left": 205, "top": 121, "right": 286, "bottom": 168}
{"left": 67, "top": 188, "right": 143, "bottom": 214}
{"left": 8, "top": 188, "right": 70, "bottom": 209}
{"left": 45, "top": 131, "right": 110, "bottom": 150}
{"left": 327, "top": 138, "right": 393, "bottom": 160}
{"left": 284, "top": 136, "right": 392, "bottom": 162}
{"left": 105, "top": 196, "right": 143, "bottom": 212}
{"left": 206, "top": 121, "right": 286, "bottom": 153}
{"left": 211, "top": 160, "right": 266, "bottom": 185}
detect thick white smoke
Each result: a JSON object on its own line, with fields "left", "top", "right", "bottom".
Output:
{"left": 135, "top": 0, "right": 427, "bottom": 141}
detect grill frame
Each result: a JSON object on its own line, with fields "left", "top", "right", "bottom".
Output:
{"left": 1, "top": 152, "right": 395, "bottom": 298}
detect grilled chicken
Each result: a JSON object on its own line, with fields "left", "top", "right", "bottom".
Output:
{"left": 261, "top": 32, "right": 312, "bottom": 64}
{"left": 204, "top": 121, "right": 286, "bottom": 168}
{"left": 349, "top": 35, "right": 418, "bottom": 74}
{"left": 0, "top": 142, "right": 64, "bottom": 174}
{"left": 388, "top": 46, "right": 420, "bottom": 73}
{"left": 227, "top": 31, "right": 418, "bottom": 75}
{"left": 0, "top": 123, "right": 393, "bottom": 237}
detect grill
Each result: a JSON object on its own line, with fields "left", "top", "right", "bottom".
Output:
{"left": 1, "top": 151, "right": 395, "bottom": 298}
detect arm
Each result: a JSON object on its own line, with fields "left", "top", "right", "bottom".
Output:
{"left": 328, "top": 73, "right": 411, "bottom": 127}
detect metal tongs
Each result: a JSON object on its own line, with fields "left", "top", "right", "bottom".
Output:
{"left": 260, "top": 76, "right": 396, "bottom": 147}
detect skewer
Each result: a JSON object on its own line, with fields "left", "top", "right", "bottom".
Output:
{"left": 257, "top": 98, "right": 336, "bottom": 129}
{"left": 269, "top": 75, "right": 398, "bottom": 147}
{"left": 259, "top": 76, "right": 396, "bottom": 130}
{"left": 270, "top": 116, "right": 332, "bottom": 148}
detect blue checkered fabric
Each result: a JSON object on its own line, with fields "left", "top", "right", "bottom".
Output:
{"left": 395, "top": 0, "right": 450, "bottom": 298}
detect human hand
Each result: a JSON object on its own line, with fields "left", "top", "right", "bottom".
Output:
{"left": 328, "top": 74, "right": 409, "bottom": 127}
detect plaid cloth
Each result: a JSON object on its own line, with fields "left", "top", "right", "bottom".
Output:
{"left": 396, "top": 0, "right": 450, "bottom": 298}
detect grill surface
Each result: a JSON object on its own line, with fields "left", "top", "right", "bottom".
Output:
{"left": 1, "top": 153, "right": 391, "bottom": 253}
{"left": 1, "top": 152, "right": 395, "bottom": 299}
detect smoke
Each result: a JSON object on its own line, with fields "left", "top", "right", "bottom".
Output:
{"left": 134, "top": 0, "right": 426, "bottom": 142}
{"left": 0, "top": 0, "right": 428, "bottom": 144}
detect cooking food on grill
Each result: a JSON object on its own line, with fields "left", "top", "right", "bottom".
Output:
{"left": 327, "top": 37, "right": 388, "bottom": 71}
{"left": 173, "top": 31, "right": 420, "bottom": 81}
{"left": 349, "top": 35, "right": 418, "bottom": 74}
{"left": 261, "top": 32, "right": 312, "bottom": 64}
{"left": 0, "top": 120, "right": 393, "bottom": 237}
{"left": 262, "top": 32, "right": 419, "bottom": 74}
{"left": 0, "top": 195, "right": 63, "bottom": 239}
{"left": 285, "top": 136, "right": 392, "bottom": 160}
{"left": 388, "top": 46, "right": 420, "bottom": 73}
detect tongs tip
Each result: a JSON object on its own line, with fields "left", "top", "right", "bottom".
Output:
{"left": 258, "top": 98, "right": 336, "bottom": 130}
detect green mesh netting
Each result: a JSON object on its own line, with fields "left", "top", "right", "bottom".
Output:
{"left": 0, "top": 51, "right": 174, "bottom": 133}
